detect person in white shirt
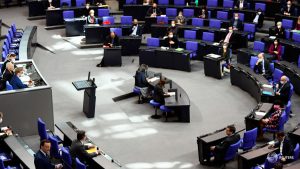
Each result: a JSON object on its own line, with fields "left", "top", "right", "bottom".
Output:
{"left": 253, "top": 8, "right": 264, "bottom": 28}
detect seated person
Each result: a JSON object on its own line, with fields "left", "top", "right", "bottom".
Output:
{"left": 220, "top": 26, "right": 235, "bottom": 47}
{"left": 34, "top": 140, "right": 63, "bottom": 169}
{"left": 281, "top": 0, "right": 295, "bottom": 16}
{"left": 269, "top": 132, "right": 294, "bottom": 163}
{"left": 134, "top": 64, "right": 151, "bottom": 99}
{"left": 48, "top": 0, "right": 55, "bottom": 9}
{"left": 268, "top": 38, "right": 282, "bottom": 61}
{"left": 153, "top": 80, "right": 170, "bottom": 105}
{"left": 10, "top": 67, "right": 33, "bottom": 89}
{"left": 1, "top": 53, "right": 16, "bottom": 74}
{"left": 230, "top": 13, "right": 243, "bottom": 30}
{"left": 198, "top": 7, "right": 208, "bottom": 19}
{"left": 70, "top": 130, "right": 101, "bottom": 168}
{"left": 0, "top": 62, "right": 15, "bottom": 91}
{"left": 175, "top": 11, "right": 186, "bottom": 25}
{"left": 130, "top": 19, "right": 143, "bottom": 36}
{"left": 163, "top": 32, "right": 178, "bottom": 48}
{"left": 274, "top": 162, "right": 283, "bottom": 169}
{"left": 146, "top": 3, "right": 162, "bottom": 17}
{"left": 167, "top": 21, "right": 178, "bottom": 35}
{"left": 258, "top": 104, "right": 283, "bottom": 139}
{"left": 234, "top": 0, "right": 248, "bottom": 9}
{"left": 87, "top": 9, "right": 96, "bottom": 24}
{"left": 295, "top": 16, "right": 300, "bottom": 30}
{"left": 254, "top": 53, "right": 271, "bottom": 77}
{"left": 0, "top": 112, "right": 13, "bottom": 140}
{"left": 210, "top": 125, "right": 240, "bottom": 164}
{"left": 94, "top": 0, "right": 106, "bottom": 6}
{"left": 275, "top": 76, "right": 291, "bottom": 105}
{"left": 103, "top": 32, "right": 120, "bottom": 48}
{"left": 143, "top": 0, "right": 153, "bottom": 5}
{"left": 83, "top": 2, "right": 90, "bottom": 16}
{"left": 274, "top": 22, "right": 285, "bottom": 39}
{"left": 253, "top": 8, "right": 264, "bottom": 29}
{"left": 220, "top": 43, "right": 231, "bottom": 75}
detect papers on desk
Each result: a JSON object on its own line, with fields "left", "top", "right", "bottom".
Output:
{"left": 220, "top": 28, "right": 227, "bottom": 31}
{"left": 148, "top": 77, "right": 160, "bottom": 83}
{"left": 262, "top": 84, "right": 273, "bottom": 88}
{"left": 167, "top": 92, "right": 176, "bottom": 96}
{"left": 262, "top": 90, "right": 273, "bottom": 96}
{"left": 19, "top": 75, "right": 30, "bottom": 83}
{"left": 207, "top": 54, "right": 221, "bottom": 59}
{"left": 86, "top": 147, "right": 97, "bottom": 154}
{"left": 268, "top": 140, "right": 275, "bottom": 145}
{"left": 175, "top": 48, "right": 184, "bottom": 52}
{"left": 213, "top": 43, "right": 220, "bottom": 46}
{"left": 269, "top": 36, "right": 276, "bottom": 40}
{"left": 1, "top": 127, "right": 8, "bottom": 131}
{"left": 255, "top": 111, "right": 266, "bottom": 116}
{"left": 161, "top": 47, "right": 169, "bottom": 50}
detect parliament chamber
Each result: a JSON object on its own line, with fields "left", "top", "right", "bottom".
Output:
{"left": 1, "top": 0, "right": 300, "bottom": 168}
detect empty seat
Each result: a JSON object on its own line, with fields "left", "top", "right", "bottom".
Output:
{"left": 255, "top": 3, "right": 266, "bottom": 12}
{"left": 110, "top": 28, "right": 122, "bottom": 37}
{"left": 63, "top": 10, "right": 75, "bottom": 19}
{"left": 166, "top": 8, "right": 177, "bottom": 17}
{"left": 98, "top": 9, "right": 109, "bottom": 17}
{"left": 202, "top": 32, "right": 214, "bottom": 42}
{"left": 192, "top": 18, "right": 204, "bottom": 27}
{"left": 253, "top": 41, "right": 265, "bottom": 52}
{"left": 102, "top": 16, "right": 114, "bottom": 25}
{"left": 209, "top": 19, "right": 221, "bottom": 29}
{"left": 184, "top": 30, "right": 196, "bottom": 39}
{"left": 183, "top": 9, "right": 194, "bottom": 17}
{"left": 207, "top": 0, "right": 218, "bottom": 7}
{"left": 147, "top": 38, "right": 159, "bottom": 47}
{"left": 217, "top": 11, "right": 228, "bottom": 20}
{"left": 121, "top": 16, "right": 133, "bottom": 25}
{"left": 157, "top": 16, "right": 168, "bottom": 24}
{"left": 158, "top": 0, "right": 169, "bottom": 5}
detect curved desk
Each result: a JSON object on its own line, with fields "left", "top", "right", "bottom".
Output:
{"left": 18, "top": 26, "right": 38, "bottom": 61}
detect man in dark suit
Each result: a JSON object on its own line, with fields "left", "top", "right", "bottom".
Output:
{"left": 253, "top": 8, "right": 264, "bottom": 28}
{"left": 220, "top": 26, "right": 235, "bottom": 47}
{"left": 275, "top": 76, "right": 291, "bottom": 105}
{"left": 146, "top": 3, "right": 162, "bottom": 17}
{"left": 230, "top": 13, "right": 243, "bottom": 31}
{"left": 34, "top": 140, "right": 63, "bottom": 169}
{"left": 234, "top": 0, "right": 248, "bottom": 9}
{"left": 163, "top": 32, "right": 178, "bottom": 48}
{"left": 274, "top": 21, "right": 285, "bottom": 39}
{"left": 210, "top": 125, "right": 241, "bottom": 164}
{"left": 130, "top": 19, "right": 143, "bottom": 36}
{"left": 269, "top": 132, "right": 294, "bottom": 163}
{"left": 103, "top": 32, "right": 120, "bottom": 48}
{"left": 254, "top": 53, "right": 271, "bottom": 78}
{"left": 70, "top": 130, "right": 100, "bottom": 168}
{"left": 281, "top": 0, "right": 295, "bottom": 16}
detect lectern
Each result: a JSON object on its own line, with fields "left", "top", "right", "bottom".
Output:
{"left": 72, "top": 72, "right": 97, "bottom": 118}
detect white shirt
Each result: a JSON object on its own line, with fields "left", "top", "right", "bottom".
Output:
{"left": 280, "top": 137, "right": 285, "bottom": 155}
{"left": 253, "top": 14, "right": 259, "bottom": 23}
{"left": 131, "top": 25, "right": 138, "bottom": 36}
{"left": 239, "top": 1, "right": 244, "bottom": 9}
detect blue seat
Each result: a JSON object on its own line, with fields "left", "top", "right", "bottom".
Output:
{"left": 174, "top": 0, "right": 185, "bottom": 5}
{"left": 253, "top": 41, "right": 265, "bottom": 52}
{"left": 157, "top": 16, "right": 168, "bottom": 25}
{"left": 158, "top": 0, "right": 169, "bottom": 5}
{"left": 293, "top": 143, "right": 300, "bottom": 161}
{"left": 263, "top": 153, "right": 278, "bottom": 169}
{"left": 269, "top": 63, "right": 274, "bottom": 73}
{"left": 202, "top": 32, "right": 214, "bottom": 42}
{"left": 125, "top": 0, "right": 136, "bottom": 4}
{"left": 244, "top": 23, "right": 256, "bottom": 41}
{"left": 184, "top": 30, "right": 196, "bottom": 39}
{"left": 61, "top": 147, "right": 72, "bottom": 169}
{"left": 149, "top": 100, "right": 161, "bottom": 119}
{"left": 160, "top": 105, "right": 172, "bottom": 121}
{"left": 272, "top": 68, "right": 283, "bottom": 84}
{"left": 250, "top": 56, "right": 258, "bottom": 70}
{"left": 284, "top": 101, "right": 292, "bottom": 123}
{"left": 49, "top": 135, "right": 62, "bottom": 159}
{"left": 6, "top": 81, "right": 13, "bottom": 91}
{"left": 263, "top": 111, "right": 286, "bottom": 139}
{"left": 292, "top": 32, "right": 300, "bottom": 42}
{"left": 60, "top": 0, "right": 71, "bottom": 7}
{"left": 191, "top": 18, "right": 204, "bottom": 27}
{"left": 282, "top": 19, "right": 293, "bottom": 30}
{"left": 2, "top": 51, "right": 6, "bottom": 62}
{"left": 209, "top": 19, "right": 221, "bottom": 29}
{"left": 223, "top": 0, "right": 234, "bottom": 8}
{"left": 183, "top": 9, "right": 194, "bottom": 17}
{"left": 147, "top": 38, "right": 159, "bottom": 47}
{"left": 110, "top": 28, "right": 122, "bottom": 37}
{"left": 76, "top": 158, "right": 86, "bottom": 169}
{"left": 281, "top": 46, "right": 285, "bottom": 60}
{"left": 121, "top": 16, "right": 132, "bottom": 25}
{"left": 11, "top": 23, "right": 23, "bottom": 38}
{"left": 255, "top": 3, "right": 266, "bottom": 12}
{"left": 0, "top": 158, "right": 15, "bottom": 169}
{"left": 38, "top": 118, "right": 62, "bottom": 142}
{"left": 240, "top": 128, "right": 257, "bottom": 151}
{"left": 207, "top": 0, "right": 218, "bottom": 7}
{"left": 63, "top": 10, "right": 75, "bottom": 19}
{"left": 186, "top": 41, "right": 198, "bottom": 59}
{"left": 166, "top": 8, "right": 177, "bottom": 17}
{"left": 133, "top": 87, "right": 142, "bottom": 104}
{"left": 298, "top": 55, "right": 300, "bottom": 68}
{"left": 8, "top": 29, "right": 21, "bottom": 42}
{"left": 75, "top": 0, "right": 85, "bottom": 6}
{"left": 102, "top": 16, "right": 114, "bottom": 25}
{"left": 98, "top": 9, "right": 109, "bottom": 17}
{"left": 224, "top": 139, "right": 242, "bottom": 161}
{"left": 217, "top": 11, "right": 228, "bottom": 20}
{"left": 288, "top": 83, "right": 294, "bottom": 101}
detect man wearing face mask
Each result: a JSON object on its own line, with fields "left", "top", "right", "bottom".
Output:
{"left": 163, "top": 32, "right": 178, "bottom": 48}
{"left": 130, "top": 19, "right": 143, "bottom": 36}
{"left": 274, "top": 22, "right": 285, "bottom": 39}
{"left": 146, "top": 3, "right": 162, "bottom": 17}
{"left": 10, "top": 67, "right": 33, "bottom": 89}
{"left": 70, "top": 130, "right": 101, "bottom": 168}
{"left": 275, "top": 76, "right": 291, "bottom": 105}
{"left": 282, "top": 0, "right": 295, "bottom": 16}
{"left": 1, "top": 53, "right": 17, "bottom": 74}
{"left": 254, "top": 53, "right": 271, "bottom": 78}
{"left": 230, "top": 13, "right": 243, "bottom": 30}
{"left": 167, "top": 20, "right": 178, "bottom": 35}
{"left": 253, "top": 8, "right": 264, "bottom": 28}
{"left": 34, "top": 140, "right": 63, "bottom": 169}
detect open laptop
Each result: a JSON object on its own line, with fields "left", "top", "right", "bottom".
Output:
{"left": 141, "top": 34, "right": 151, "bottom": 45}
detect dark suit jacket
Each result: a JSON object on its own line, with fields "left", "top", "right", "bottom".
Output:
{"left": 230, "top": 19, "right": 243, "bottom": 30}
{"left": 277, "top": 82, "right": 291, "bottom": 105}
{"left": 0, "top": 70, "right": 14, "bottom": 91}
{"left": 235, "top": 0, "right": 248, "bottom": 9}
{"left": 135, "top": 71, "right": 148, "bottom": 88}
{"left": 281, "top": 6, "right": 295, "bottom": 16}
{"left": 146, "top": 7, "right": 162, "bottom": 16}
{"left": 214, "top": 134, "right": 241, "bottom": 162}
{"left": 274, "top": 27, "right": 285, "bottom": 39}
{"left": 163, "top": 36, "right": 178, "bottom": 48}
{"left": 222, "top": 31, "right": 236, "bottom": 46}
{"left": 256, "top": 13, "right": 264, "bottom": 28}
{"left": 104, "top": 35, "right": 120, "bottom": 47}
{"left": 70, "top": 140, "right": 98, "bottom": 166}
{"left": 254, "top": 59, "right": 271, "bottom": 75}
{"left": 130, "top": 25, "right": 143, "bottom": 36}
{"left": 167, "top": 26, "right": 178, "bottom": 35}
{"left": 34, "top": 150, "right": 55, "bottom": 169}
{"left": 153, "top": 84, "right": 165, "bottom": 105}
{"left": 274, "top": 137, "right": 294, "bottom": 160}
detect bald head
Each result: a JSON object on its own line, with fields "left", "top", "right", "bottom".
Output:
{"left": 280, "top": 76, "right": 288, "bottom": 83}
{"left": 6, "top": 62, "right": 14, "bottom": 72}
{"left": 258, "top": 53, "right": 264, "bottom": 59}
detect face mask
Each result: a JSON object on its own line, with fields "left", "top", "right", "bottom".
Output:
{"left": 235, "top": 17, "right": 239, "bottom": 20}
{"left": 171, "top": 24, "right": 175, "bottom": 27}
{"left": 229, "top": 30, "right": 233, "bottom": 33}
{"left": 274, "top": 42, "right": 278, "bottom": 45}
{"left": 258, "top": 12, "right": 262, "bottom": 15}
{"left": 277, "top": 25, "right": 281, "bottom": 29}
{"left": 0, "top": 118, "right": 2, "bottom": 124}
{"left": 11, "top": 58, "right": 15, "bottom": 62}
{"left": 169, "top": 35, "right": 173, "bottom": 38}
{"left": 280, "top": 81, "right": 284, "bottom": 84}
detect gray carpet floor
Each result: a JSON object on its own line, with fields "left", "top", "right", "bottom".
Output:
{"left": 1, "top": 6, "right": 300, "bottom": 169}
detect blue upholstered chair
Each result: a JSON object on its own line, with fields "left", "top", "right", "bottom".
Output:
{"left": 284, "top": 101, "right": 292, "bottom": 123}
{"left": 11, "top": 23, "right": 23, "bottom": 38}
{"left": 272, "top": 68, "right": 283, "bottom": 84}
{"left": 282, "top": 19, "right": 293, "bottom": 29}
{"left": 217, "top": 11, "right": 228, "bottom": 20}
{"left": 63, "top": 10, "right": 75, "bottom": 19}
{"left": 184, "top": 30, "right": 196, "bottom": 39}
{"left": 292, "top": 33, "right": 300, "bottom": 42}
{"left": 263, "top": 111, "right": 286, "bottom": 139}
{"left": 223, "top": 0, "right": 234, "bottom": 8}
{"left": 207, "top": 0, "right": 218, "bottom": 7}
{"left": 150, "top": 100, "right": 161, "bottom": 119}
{"left": 269, "top": 63, "right": 274, "bottom": 73}
{"left": 147, "top": 38, "right": 159, "bottom": 47}
{"left": 250, "top": 56, "right": 258, "bottom": 70}
{"left": 160, "top": 105, "right": 172, "bottom": 121}
{"left": 49, "top": 135, "right": 62, "bottom": 159}
{"left": 255, "top": 3, "right": 266, "bottom": 12}
{"left": 37, "top": 118, "right": 62, "bottom": 142}
{"left": 157, "top": 16, "right": 168, "bottom": 24}
{"left": 60, "top": 0, "right": 71, "bottom": 7}
{"left": 174, "top": 0, "right": 185, "bottom": 5}
{"left": 110, "top": 28, "right": 122, "bottom": 37}
{"left": 202, "top": 32, "right": 214, "bottom": 42}
{"left": 293, "top": 144, "right": 300, "bottom": 161}
{"left": 121, "top": 16, "right": 132, "bottom": 25}
{"left": 183, "top": 9, "right": 194, "bottom": 17}
{"left": 6, "top": 81, "right": 13, "bottom": 91}
{"left": 158, "top": 0, "right": 169, "bottom": 5}
{"left": 240, "top": 128, "right": 257, "bottom": 151}
{"left": 166, "top": 8, "right": 177, "bottom": 17}
{"left": 75, "top": 0, "right": 85, "bottom": 6}
{"left": 209, "top": 19, "right": 221, "bottom": 29}
{"left": 61, "top": 147, "right": 72, "bottom": 169}
{"left": 253, "top": 41, "right": 265, "bottom": 52}
{"left": 186, "top": 41, "right": 198, "bottom": 58}
{"left": 102, "top": 16, "right": 114, "bottom": 25}
{"left": 191, "top": 18, "right": 204, "bottom": 27}
{"left": 243, "top": 23, "right": 256, "bottom": 41}
{"left": 298, "top": 55, "right": 300, "bottom": 68}
{"left": 76, "top": 158, "right": 86, "bottom": 169}
{"left": 98, "top": 9, "right": 109, "bottom": 17}
{"left": 224, "top": 139, "right": 242, "bottom": 161}
{"left": 125, "top": 0, "right": 136, "bottom": 4}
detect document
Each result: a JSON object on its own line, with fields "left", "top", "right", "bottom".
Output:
{"left": 86, "top": 147, "right": 97, "bottom": 154}
{"left": 262, "top": 84, "right": 273, "bottom": 88}
{"left": 167, "top": 92, "right": 176, "bottom": 96}
{"left": 262, "top": 91, "right": 273, "bottom": 96}
{"left": 269, "top": 36, "right": 276, "bottom": 40}
{"left": 148, "top": 77, "right": 160, "bottom": 83}
{"left": 255, "top": 111, "right": 266, "bottom": 116}
{"left": 212, "top": 42, "right": 220, "bottom": 46}
{"left": 207, "top": 54, "right": 221, "bottom": 58}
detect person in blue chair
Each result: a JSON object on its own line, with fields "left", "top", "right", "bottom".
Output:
{"left": 135, "top": 64, "right": 151, "bottom": 100}
{"left": 210, "top": 125, "right": 241, "bottom": 164}
{"left": 10, "top": 67, "right": 33, "bottom": 89}
{"left": 0, "top": 62, "right": 14, "bottom": 91}
{"left": 274, "top": 76, "right": 291, "bottom": 105}
{"left": 253, "top": 8, "right": 264, "bottom": 29}
{"left": 130, "top": 19, "right": 143, "bottom": 36}
{"left": 230, "top": 13, "right": 243, "bottom": 31}
{"left": 34, "top": 139, "right": 63, "bottom": 169}
{"left": 269, "top": 132, "right": 294, "bottom": 163}
{"left": 1, "top": 53, "right": 16, "bottom": 74}
{"left": 253, "top": 53, "right": 271, "bottom": 78}
{"left": 167, "top": 21, "right": 178, "bottom": 36}
{"left": 220, "top": 43, "right": 231, "bottom": 75}
{"left": 163, "top": 32, "right": 178, "bottom": 49}
{"left": 153, "top": 80, "right": 170, "bottom": 105}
